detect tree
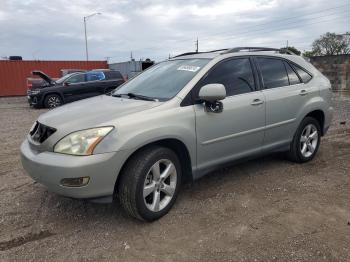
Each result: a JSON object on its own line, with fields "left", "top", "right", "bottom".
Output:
{"left": 311, "top": 32, "right": 350, "bottom": 56}
{"left": 282, "top": 46, "right": 301, "bottom": 55}
{"left": 302, "top": 50, "right": 316, "bottom": 58}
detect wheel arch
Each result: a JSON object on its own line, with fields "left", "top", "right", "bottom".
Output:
{"left": 114, "top": 138, "right": 193, "bottom": 197}
{"left": 304, "top": 109, "right": 325, "bottom": 135}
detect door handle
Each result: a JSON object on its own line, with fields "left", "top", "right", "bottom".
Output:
{"left": 299, "top": 89, "right": 308, "bottom": 96}
{"left": 251, "top": 99, "right": 264, "bottom": 106}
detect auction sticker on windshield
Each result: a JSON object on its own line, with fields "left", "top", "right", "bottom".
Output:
{"left": 177, "top": 65, "right": 201, "bottom": 72}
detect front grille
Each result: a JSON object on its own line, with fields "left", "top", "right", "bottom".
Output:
{"left": 30, "top": 122, "right": 56, "bottom": 143}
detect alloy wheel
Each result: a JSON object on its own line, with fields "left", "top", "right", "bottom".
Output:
{"left": 300, "top": 124, "right": 318, "bottom": 158}
{"left": 47, "top": 96, "right": 61, "bottom": 108}
{"left": 143, "top": 159, "right": 177, "bottom": 212}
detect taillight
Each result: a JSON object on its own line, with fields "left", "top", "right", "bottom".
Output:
{"left": 27, "top": 81, "right": 32, "bottom": 89}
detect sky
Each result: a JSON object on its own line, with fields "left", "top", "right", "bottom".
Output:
{"left": 0, "top": 0, "right": 349, "bottom": 62}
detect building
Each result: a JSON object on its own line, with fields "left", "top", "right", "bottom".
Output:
{"left": 0, "top": 60, "right": 108, "bottom": 96}
{"left": 109, "top": 59, "right": 154, "bottom": 80}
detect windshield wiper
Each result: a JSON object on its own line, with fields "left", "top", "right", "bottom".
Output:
{"left": 112, "top": 92, "right": 158, "bottom": 102}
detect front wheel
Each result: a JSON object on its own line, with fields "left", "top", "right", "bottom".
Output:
{"left": 117, "top": 146, "right": 181, "bottom": 221}
{"left": 44, "top": 94, "right": 63, "bottom": 109}
{"left": 288, "top": 117, "right": 321, "bottom": 163}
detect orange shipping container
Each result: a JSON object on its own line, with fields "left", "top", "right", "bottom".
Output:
{"left": 0, "top": 60, "right": 108, "bottom": 96}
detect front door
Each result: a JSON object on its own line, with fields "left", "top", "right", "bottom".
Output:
{"left": 194, "top": 57, "right": 266, "bottom": 172}
{"left": 62, "top": 73, "right": 87, "bottom": 102}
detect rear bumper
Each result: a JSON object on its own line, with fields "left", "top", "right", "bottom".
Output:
{"left": 20, "top": 139, "right": 130, "bottom": 199}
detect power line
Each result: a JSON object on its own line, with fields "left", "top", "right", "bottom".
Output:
{"left": 138, "top": 10, "right": 350, "bottom": 53}
{"left": 167, "top": 2, "right": 350, "bottom": 44}
{"left": 218, "top": 14, "right": 350, "bottom": 42}
{"left": 109, "top": 2, "right": 350, "bottom": 59}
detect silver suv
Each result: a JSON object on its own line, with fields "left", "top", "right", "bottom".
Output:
{"left": 21, "top": 47, "right": 333, "bottom": 221}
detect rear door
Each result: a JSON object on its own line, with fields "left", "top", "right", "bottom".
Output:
{"left": 194, "top": 57, "right": 266, "bottom": 171}
{"left": 255, "top": 57, "right": 312, "bottom": 151}
{"left": 83, "top": 71, "right": 106, "bottom": 97}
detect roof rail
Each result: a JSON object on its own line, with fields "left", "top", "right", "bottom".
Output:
{"left": 223, "top": 47, "right": 297, "bottom": 55}
{"left": 173, "top": 49, "right": 229, "bottom": 58}
{"left": 172, "top": 47, "right": 297, "bottom": 58}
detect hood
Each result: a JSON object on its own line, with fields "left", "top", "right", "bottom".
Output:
{"left": 38, "top": 95, "right": 161, "bottom": 131}
{"left": 32, "top": 71, "right": 55, "bottom": 86}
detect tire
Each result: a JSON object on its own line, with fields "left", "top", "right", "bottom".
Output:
{"left": 287, "top": 117, "right": 321, "bottom": 163}
{"left": 117, "top": 146, "right": 182, "bottom": 221}
{"left": 44, "top": 94, "right": 63, "bottom": 109}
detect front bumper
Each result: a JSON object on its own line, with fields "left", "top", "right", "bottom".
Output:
{"left": 27, "top": 94, "right": 42, "bottom": 107}
{"left": 20, "top": 139, "right": 129, "bottom": 199}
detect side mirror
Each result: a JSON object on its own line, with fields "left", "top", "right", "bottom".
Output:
{"left": 198, "top": 84, "right": 226, "bottom": 113}
{"left": 64, "top": 82, "right": 70, "bottom": 86}
{"left": 198, "top": 84, "right": 226, "bottom": 102}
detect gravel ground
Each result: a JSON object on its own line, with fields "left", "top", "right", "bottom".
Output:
{"left": 0, "top": 93, "right": 349, "bottom": 262}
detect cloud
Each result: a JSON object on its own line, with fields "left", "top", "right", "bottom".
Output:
{"left": 0, "top": 0, "right": 349, "bottom": 61}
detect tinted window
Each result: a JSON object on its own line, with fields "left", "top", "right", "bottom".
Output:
{"left": 200, "top": 58, "right": 255, "bottom": 96}
{"left": 113, "top": 59, "right": 210, "bottom": 101}
{"left": 284, "top": 62, "right": 301, "bottom": 85}
{"left": 86, "top": 71, "right": 105, "bottom": 81}
{"left": 291, "top": 64, "right": 312, "bottom": 83}
{"left": 257, "top": 58, "right": 289, "bottom": 89}
{"left": 105, "top": 71, "right": 123, "bottom": 80}
{"left": 66, "top": 74, "right": 85, "bottom": 84}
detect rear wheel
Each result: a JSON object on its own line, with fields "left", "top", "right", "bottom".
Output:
{"left": 288, "top": 117, "right": 321, "bottom": 163}
{"left": 117, "top": 146, "right": 181, "bottom": 221}
{"left": 44, "top": 94, "right": 62, "bottom": 109}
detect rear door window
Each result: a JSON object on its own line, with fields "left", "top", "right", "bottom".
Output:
{"left": 257, "top": 58, "right": 289, "bottom": 89}
{"left": 291, "top": 64, "right": 312, "bottom": 83}
{"left": 86, "top": 72, "right": 105, "bottom": 82}
{"left": 200, "top": 58, "right": 256, "bottom": 96}
{"left": 284, "top": 62, "right": 301, "bottom": 85}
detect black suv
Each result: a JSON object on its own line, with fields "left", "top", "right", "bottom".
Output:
{"left": 27, "top": 70, "right": 125, "bottom": 108}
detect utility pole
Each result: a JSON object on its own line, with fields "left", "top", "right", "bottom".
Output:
{"left": 195, "top": 37, "right": 199, "bottom": 53}
{"left": 104, "top": 56, "right": 111, "bottom": 63}
{"left": 84, "top": 17, "right": 88, "bottom": 61}
{"left": 83, "top": 12, "right": 101, "bottom": 61}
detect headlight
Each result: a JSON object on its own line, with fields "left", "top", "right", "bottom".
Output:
{"left": 30, "top": 90, "right": 41, "bottom": 95}
{"left": 54, "top": 127, "right": 114, "bottom": 155}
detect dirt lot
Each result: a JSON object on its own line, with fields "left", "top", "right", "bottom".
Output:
{"left": 0, "top": 94, "right": 349, "bottom": 262}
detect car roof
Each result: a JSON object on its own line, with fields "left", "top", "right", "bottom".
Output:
{"left": 169, "top": 46, "right": 317, "bottom": 76}
{"left": 170, "top": 47, "right": 299, "bottom": 60}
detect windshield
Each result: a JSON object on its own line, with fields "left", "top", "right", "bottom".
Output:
{"left": 55, "top": 73, "right": 77, "bottom": 84}
{"left": 113, "top": 59, "right": 210, "bottom": 101}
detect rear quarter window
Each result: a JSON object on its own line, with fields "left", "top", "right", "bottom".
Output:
{"left": 104, "top": 71, "right": 123, "bottom": 80}
{"left": 291, "top": 64, "right": 312, "bottom": 83}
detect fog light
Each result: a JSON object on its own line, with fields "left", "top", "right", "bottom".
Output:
{"left": 60, "top": 177, "right": 90, "bottom": 187}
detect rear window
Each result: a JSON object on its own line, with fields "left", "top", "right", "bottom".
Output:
{"left": 291, "top": 64, "right": 312, "bottom": 83}
{"left": 257, "top": 58, "right": 289, "bottom": 89}
{"left": 104, "top": 71, "right": 123, "bottom": 80}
